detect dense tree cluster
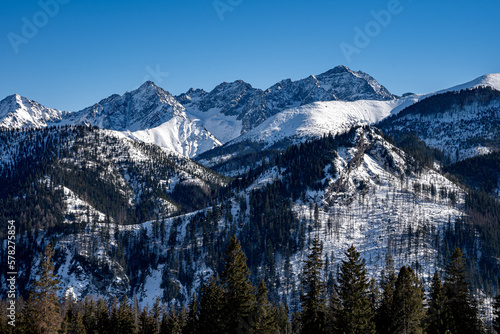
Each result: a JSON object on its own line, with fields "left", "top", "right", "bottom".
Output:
{"left": 1, "top": 238, "right": 491, "bottom": 334}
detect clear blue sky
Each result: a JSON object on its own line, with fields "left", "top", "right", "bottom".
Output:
{"left": 1, "top": 0, "right": 499, "bottom": 111}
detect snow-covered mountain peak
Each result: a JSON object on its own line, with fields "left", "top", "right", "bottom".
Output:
{"left": 389, "top": 72, "right": 500, "bottom": 116}
{"left": 439, "top": 72, "right": 500, "bottom": 93}
{"left": 229, "top": 99, "right": 405, "bottom": 149}
{"left": 0, "top": 93, "right": 65, "bottom": 129}
{"left": 54, "top": 82, "right": 221, "bottom": 157}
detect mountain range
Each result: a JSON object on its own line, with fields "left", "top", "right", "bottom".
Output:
{"left": 1, "top": 65, "right": 500, "bottom": 313}
{"left": 2, "top": 66, "right": 499, "bottom": 161}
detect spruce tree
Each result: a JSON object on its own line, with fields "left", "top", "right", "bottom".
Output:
{"left": 138, "top": 306, "right": 156, "bottom": 334}
{"left": 443, "top": 248, "right": 482, "bottom": 334}
{"left": 337, "top": 245, "right": 376, "bottom": 334}
{"left": 255, "top": 280, "right": 278, "bottom": 334}
{"left": 300, "top": 235, "right": 326, "bottom": 334}
{"left": 221, "top": 235, "right": 256, "bottom": 333}
{"left": 184, "top": 293, "right": 199, "bottom": 334}
{"left": 95, "top": 296, "right": 111, "bottom": 334}
{"left": 160, "top": 308, "right": 181, "bottom": 334}
{"left": 391, "top": 266, "right": 425, "bottom": 334}
{"left": 376, "top": 253, "right": 397, "bottom": 333}
{"left": 66, "top": 311, "right": 86, "bottom": 334}
{"left": 426, "top": 271, "right": 446, "bottom": 334}
{"left": 118, "top": 295, "right": 137, "bottom": 334}
{"left": 198, "top": 276, "right": 225, "bottom": 333}
{"left": 25, "top": 244, "right": 62, "bottom": 334}
{"left": 82, "top": 296, "right": 97, "bottom": 334}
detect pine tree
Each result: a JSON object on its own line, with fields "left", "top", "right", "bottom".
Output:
{"left": 275, "top": 302, "right": 292, "bottom": 334}
{"left": 82, "top": 296, "right": 97, "bottom": 334}
{"left": 443, "top": 248, "right": 482, "bottom": 334}
{"left": 255, "top": 280, "right": 278, "bottom": 333}
{"left": 138, "top": 306, "right": 156, "bottom": 334}
{"left": 221, "top": 235, "right": 256, "bottom": 333}
{"left": 325, "top": 289, "right": 341, "bottom": 334}
{"left": 376, "top": 253, "right": 397, "bottom": 333}
{"left": 391, "top": 266, "right": 425, "bottom": 334}
{"left": 118, "top": 295, "right": 137, "bottom": 334}
{"left": 110, "top": 297, "right": 120, "bottom": 330}
{"left": 337, "top": 245, "right": 376, "bottom": 334}
{"left": 184, "top": 294, "right": 199, "bottom": 334}
{"left": 95, "top": 296, "right": 111, "bottom": 334}
{"left": 426, "top": 271, "right": 447, "bottom": 334}
{"left": 300, "top": 235, "right": 326, "bottom": 334}
{"left": 25, "top": 244, "right": 62, "bottom": 334}
{"left": 66, "top": 311, "right": 86, "bottom": 334}
{"left": 198, "top": 276, "right": 225, "bottom": 334}
{"left": 160, "top": 308, "right": 182, "bottom": 334}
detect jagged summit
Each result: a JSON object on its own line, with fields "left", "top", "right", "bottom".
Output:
{"left": 178, "top": 65, "right": 396, "bottom": 141}
{"left": 0, "top": 93, "right": 65, "bottom": 129}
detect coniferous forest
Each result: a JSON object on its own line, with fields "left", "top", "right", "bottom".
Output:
{"left": 1, "top": 124, "right": 500, "bottom": 333}
{"left": 0, "top": 236, "right": 494, "bottom": 334}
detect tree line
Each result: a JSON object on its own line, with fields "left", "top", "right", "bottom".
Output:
{"left": 2, "top": 235, "right": 497, "bottom": 334}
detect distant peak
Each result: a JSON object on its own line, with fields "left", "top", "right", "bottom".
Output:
{"left": 318, "top": 65, "right": 353, "bottom": 77}
{"left": 138, "top": 80, "right": 159, "bottom": 90}
{"left": 333, "top": 65, "right": 351, "bottom": 72}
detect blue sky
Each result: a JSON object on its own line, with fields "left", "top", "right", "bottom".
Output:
{"left": 1, "top": 0, "right": 499, "bottom": 111}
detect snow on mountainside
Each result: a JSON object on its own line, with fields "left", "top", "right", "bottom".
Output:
{"left": 390, "top": 73, "right": 500, "bottom": 115}
{"left": 0, "top": 94, "right": 65, "bottom": 128}
{"left": 230, "top": 99, "right": 405, "bottom": 148}
{"left": 62, "top": 81, "right": 185, "bottom": 131}
{"left": 179, "top": 65, "right": 396, "bottom": 142}
{"left": 379, "top": 86, "right": 500, "bottom": 162}
{"left": 59, "top": 81, "right": 221, "bottom": 158}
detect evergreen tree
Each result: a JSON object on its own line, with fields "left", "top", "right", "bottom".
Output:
{"left": 391, "top": 266, "right": 425, "bottom": 334}
{"left": 255, "top": 280, "right": 278, "bottom": 333}
{"left": 66, "top": 311, "right": 86, "bottom": 334}
{"left": 376, "top": 253, "right": 397, "bottom": 333}
{"left": 443, "top": 248, "right": 482, "bottom": 334}
{"left": 198, "top": 276, "right": 225, "bottom": 334}
{"left": 110, "top": 297, "right": 120, "bottom": 331}
{"left": 300, "top": 235, "right": 326, "bottom": 334}
{"left": 138, "top": 306, "right": 156, "bottom": 334}
{"left": 183, "top": 294, "right": 199, "bottom": 334}
{"left": 337, "top": 245, "right": 376, "bottom": 334}
{"left": 221, "top": 235, "right": 256, "bottom": 333}
{"left": 160, "top": 308, "right": 182, "bottom": 334}
{"left": 82, "top": 296, "right": 97, "bottom": 334}
{"left": 325, "top": 289, "right": 341, "bottom": 334}
{"left": 24, "top": 244, "right": 62, "bottom": 334}
{"left": 95, "top": 296, "right": 111, "bottom": 334}
{"left": 275, "top": 302, "right": 292, "bottom": 334}
{"left": 118, "top": 295, "right": 137, "bottom": 334}
{"left": 426, "top": 271, "right": 447, "bottom": 334}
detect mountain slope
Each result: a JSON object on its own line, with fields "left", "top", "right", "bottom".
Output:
{"left": 231, "top": 99, "right": 404, "bottom": 148}
{"left": 0, "top": 94, "right": 65, "bottom": 128}
{"left": 59, "top": 81, "right": 221, "bottom": 157}
{"left": 379, "top": 86, "right": 500, "bottom": 162}
{"left": 179, "top": 65, "right": 396, "bottom": 143}
{"left": 390, "top": 73, "right": 500, "bottom": 115}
